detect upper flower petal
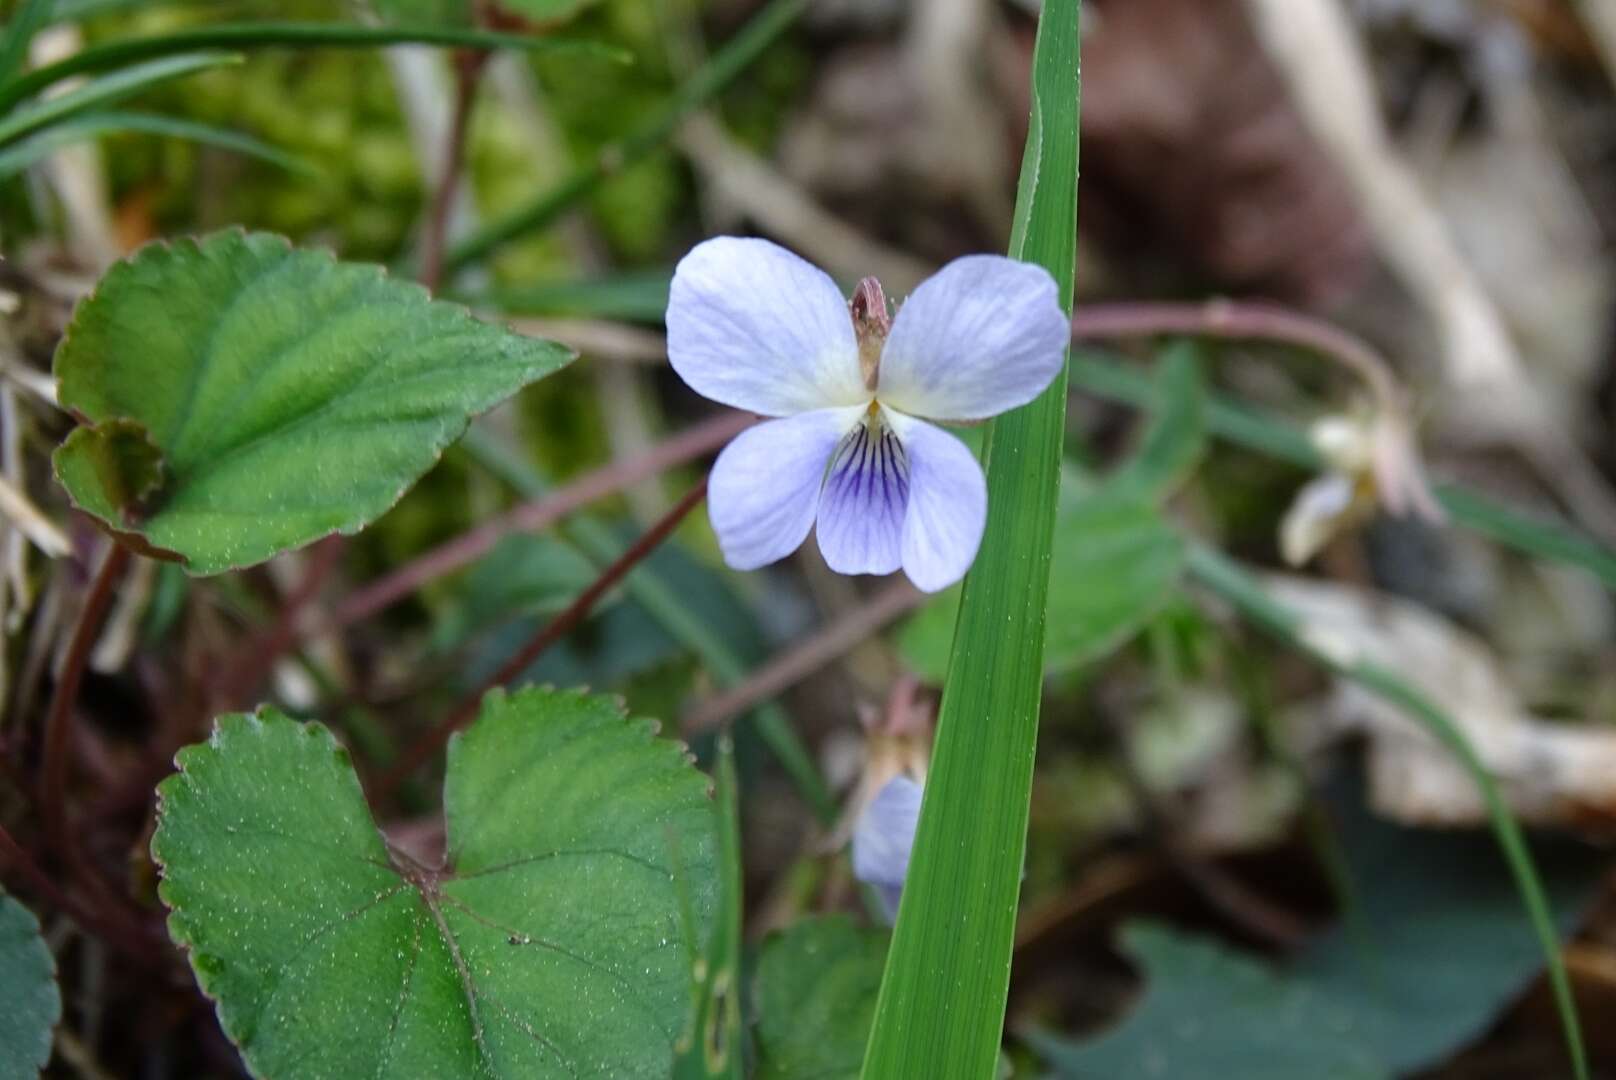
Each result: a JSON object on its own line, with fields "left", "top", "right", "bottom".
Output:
{"left": 876, "top": 254, "right": 1068, "bottom": 421}
{"left": 667, "top": 237, "right": 868, "bottom": 416}
{"left": 815, "top": 416, "right": 910, "bottom": 577}
{"left": 885, "top": 410, "right": 987, "bottom": 592}
{"left": 708, "top": 407, "right": 863, "bottom": 570}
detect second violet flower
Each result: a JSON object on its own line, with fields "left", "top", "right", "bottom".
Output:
{"left": 667, "top": 237, "right": 1068, "bottom": 593}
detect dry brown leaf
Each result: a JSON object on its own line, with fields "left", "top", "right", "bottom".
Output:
{"left": 1262, "top": 572, "right": 1616, "bottom": 830}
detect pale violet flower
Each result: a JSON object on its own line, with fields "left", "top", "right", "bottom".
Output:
{"left": 667, "top": 237, "right": 1068, "bottom": 593}
{"left": 851, "top": 774, "right": 923, "bottom": 922}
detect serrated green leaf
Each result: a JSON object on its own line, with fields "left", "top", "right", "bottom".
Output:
{"left": 0, "top": 892, "right": 60, "bottom": 1079}
{"left": 754, "top": 916, "right": 887, "bottom": 1080}
{"left": 1032, "top": 795, "right": 1606, "bottom": 1079}
{"left": 53, "top": 230, "right": 572, "bottom": 574}
{"left": 153, "top": 688, "right": 715, "bottom": 1079}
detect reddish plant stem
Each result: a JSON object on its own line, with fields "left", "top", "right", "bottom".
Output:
{"left": 320, "top": 411, "right": 749, "bottom": 636}
{"left": 375, "top": 476, "right": 710, "bottom": 798}
{"left": 1071, "top": 299, "right": 1402, "bottom": 408}
{"left": 40, "top": 543, "right": 130, "bottom": 852}
{"left": 0, "top": 821, "right": 161, "bottom": 963}
{"left": 1071, "top": 299, "right": 1444, "bottom": 522}
{"left": 417, "top": 50, "right": 488, "bottom": 294}
{"left": 681, "top": 579, "right": 923, "bottom": 735}
{"left": 210, "top": 535, "right": 346, "bottom": 711}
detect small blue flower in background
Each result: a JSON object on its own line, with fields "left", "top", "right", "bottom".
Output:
{"left": 851, "top": 774, "right": 923, "bottom": 922}
{"left": 666, "top": 237, "right": 1068, "bottom": 593}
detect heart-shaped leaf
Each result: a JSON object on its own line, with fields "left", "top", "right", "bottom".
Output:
{"left": 0, "top": 893, "right": 60, "bottom": 1078}
{"left": 54, "top": 230, "right": 572, "bottom": 574}
{"left": 153, "top": 688, "right": 715, "bottom": 1078}
{"left": 752, "top": 916, "right": 888, "bottom": 1080}
{"left": 1030, "top": 792, "right": 1606, "bottom": 1078}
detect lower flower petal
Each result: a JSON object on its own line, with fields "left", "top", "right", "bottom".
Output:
{"left": 816, "top": 415, "right": 911, "bottom": 576}
{"left": 852, "top": 775, "right": 923, "bottom": 924}
{"left": 884, "top": 410, "right": 987, "bottom": 593}
{"left": 708, "top": 407, "right": 862, "bottom": 570}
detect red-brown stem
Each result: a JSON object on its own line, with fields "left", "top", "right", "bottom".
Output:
{"left": 0, "top": 821, "right": 160, "bottom": 962}
{"left": 1071, "top": 299, "right": 1444, "bottom": 522}
{"left": 375, "top": 476, "right": 710, "bottom": 797}
{"left": 211, "top": 534, "right": 346, "bottom": 711}
{"left": 681, "top": 579, "right": 923, "bottom": 734}
{"left": 0, "top": 820, "right": 93, "bottom": 927}
{"left": 1071, "top": 299, "right": 1402, "bottom": 420}
{"left": 319, "top": 411, "right": 749, "bottom": 637}
{"left": 417, "top": 50, "right": 488, "bottom": 294}
{"left": 40, "top": 543, "right": 130, "bottom": 851}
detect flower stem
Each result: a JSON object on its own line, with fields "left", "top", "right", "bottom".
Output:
{"left": 682, "top": 579, "right": 922, "bottom": 735}
{"left": 40, "top": 542, "right": 129, "bottom": 852}
{"left": 417, "top": 49, "right": 487, "bottom": 294}
{"left": 320, "top": 411, "right": 748, "bottom": 637}
{"left": 375, "top": 476, "right": 710, "bottom": 798}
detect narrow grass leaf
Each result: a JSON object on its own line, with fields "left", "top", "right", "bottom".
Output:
{"left": 0, "top": 109, "right": 315, "bottom": 180}
{"left": 0, "top": 0, "right": 53, "bottom": 89}
{"left": 860, "top": 1, "right": 1080, "bottom": 1076}
{"left": 0, "top": 22, "right": 622, "bottom": 114}
{"left": 0, "top": 52, "right": 240, "bottom": 148}
{"left": 672, "top": 736, "right": 743, "bottom": 1079}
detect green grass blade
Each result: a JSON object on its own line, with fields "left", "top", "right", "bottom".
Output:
{"left": 0, "top": 21, "right": 620, "bottom": 114}
{"left": 440, "top": 0, "right": 805, "bottom": 275}
{"left": 860, "top": 2, "right": 1080, "bottom": 1076}
{"left": 0, "top": 51, "right": 239, "bottom": 148}
{"left": 1182, "top": 540, "right": 1589, "bottom": 1080}
{"left": 1434, "top": 484, "right": 1616, "bottom": 591}
{"left": 0, "top": 0, "right": 52, "bottom": 88}
{"left": 672, "top": 734, "right": 744, "bottom": 1078}
{"left": 0, "top": 109, "right": 315, "bottom": 179}
{"left": 1070, "top": 349, "right": 1616, "bottom": 591}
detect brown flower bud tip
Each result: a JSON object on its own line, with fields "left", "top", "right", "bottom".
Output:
{"left": 850, "top": 276, "right": 890, "bottom": 391}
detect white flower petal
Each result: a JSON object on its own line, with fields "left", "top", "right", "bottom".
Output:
{"left": 876, "top": 254, "right": 1068, "bottom": 421}
{"left": 708, "top": 407, "right": 863, "bottom": 570}
{"left": 885, "top": 410, "right": 987, "bottom": 593}
{"left": 852, "top": 775, "right": 923, "bottom": 923}
{"left": 815, "top": 417, "right": 909, "bottom": 577}
{"left": 667, "top": 237, "right": 868, "bottom": 416}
